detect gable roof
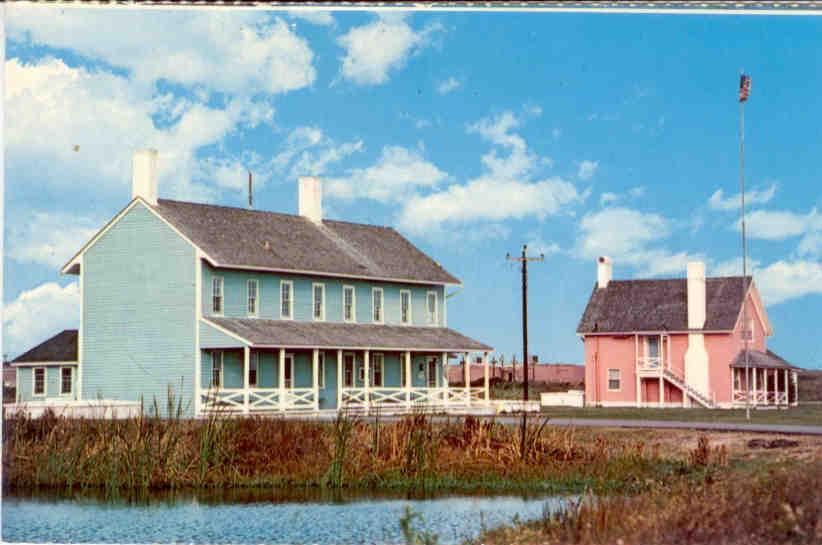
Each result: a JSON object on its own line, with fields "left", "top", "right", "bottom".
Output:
{"left": 577, "top": 276, "right": 754, "bottom": 334}
{"left": 11, "top": 330, "right": 78, "bottom": 364}
{"left": 205, "top": 318, "right": 492, "bottom": 351}
{"left": 151, "top": 199, "right": 459, "bottom": 285}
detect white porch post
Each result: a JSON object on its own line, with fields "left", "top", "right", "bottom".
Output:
{"left": 752, "top": 367, "right": 758, "bottom": 406}
{"left": 483, "top": 351, "right": 490, "bottom": 403}
{"left": 363, "top": 350, "right": 370, "bottom": 411}
{"left": 404, "top": 351, "right": 412, "bottom": 409}
{"left": 337, "top": 349, "right": 343, "bottom": 410}
{"left": 783, "top": 368, "right": 789, "bottom": 406}
{"left": 442, "top": 351, "right": 449, "bottom": 408}
{"left": 764, "top": 368, "right": 769, "bottom": 405}
{"left": 635, "top": 334, "right": 641, "bottom": 407}
{"left": 279, "top": 348, "right": 286, "bottom": 411}
{"left": 243, "top": 346, "right": 251, "bottom": 415}
{"left": 312, "top": 348, "right": 320, "bottom": 411}
{"left": 464, "top": 352, "right": 471, "bottom": 407}
{"left": 793, "top": 371, "right": 799, "bottom": 406}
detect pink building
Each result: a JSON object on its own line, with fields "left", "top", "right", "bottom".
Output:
{"left": 577, "top": 257, "right": 799, "bottom": 408}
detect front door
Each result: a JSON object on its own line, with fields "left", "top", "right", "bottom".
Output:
{"left": 426, "top": 357, "right": 438, "bottom": 387}
{"left": 343, "top": 353, "right": 355, "bottom": 388}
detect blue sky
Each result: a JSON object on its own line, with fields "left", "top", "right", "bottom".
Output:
{"left": 4, "top": 7, "right": 822, "bottom": 368}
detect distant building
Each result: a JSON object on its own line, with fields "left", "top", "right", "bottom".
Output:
{"left": 577, "top": 257, "right": 799, "bottom": 409}
{"left": 448, "top": 357, "right": 584, "bottom": 385}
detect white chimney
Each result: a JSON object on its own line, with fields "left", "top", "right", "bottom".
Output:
{"left": 597, "top": 256, "right": 612, "bottom": 289}
{"left": 687, "top": 261, "right": 706, "bottom": 329}
{"left": 298, "top": 176, "right": 323, "bottom": 223}
{"left": 132, "top": 149, "right": 158, "bottom": 205}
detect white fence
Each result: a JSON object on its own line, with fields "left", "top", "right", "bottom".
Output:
{"left": 540, "top": 390, "right": 584, "bottom": 407}
{"left": 201, "top": 387, "right": 318, "bottom": 414}
{"left": 3, "top": 400, "right": 142, "bottom": 419}
{"left": 341, "top": 387, "right": 486, "bottom": 409}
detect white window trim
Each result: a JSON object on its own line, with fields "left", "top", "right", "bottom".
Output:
{"left": 342, "top": 285, "right": 356, "bottom": 323}
{"left": 607, "top": 368, "right": 621, "bottom": 392}
{"left": 212, "top": 276, "right": 224, "bottom": 316}
{"left": 400, "top": 289, "right": 412, "bottom": 325}
{"left": 371, "top": 353, "right": 385, "bottom": 387}
{"left": 211, "top": 350, "right": 224, "bottom": 389}
{"left": 284, "top": 353, "right": 295, "bottom": 388}
{"left": 372, "top": 287, "right": 384, "bottom": 324}
{"left": 247, "top": 279, "right": 259, "bottom": 317}
{"left": 318, "top": 352, "right": 326, "bottom": 389}
{"left": 32, "top": 367, "right": 46, "bottom": 397}
{"left": 280, "top": 280, "right": 294, "bottom": 320}
{"left": 249, "top": 351, "right": 259, "bottom": 387}
{"left": 312, "top": 283, "right": 326, "bottom": 322}
{"left": 59, "top": 366, "right": 73, "bottom": 396}
{"left": 426, "top": 290, "right": 438, "bottom": 325}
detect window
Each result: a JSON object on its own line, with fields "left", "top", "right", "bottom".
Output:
{"left": 60, "top": 367, "right": 73, "bottom": 395}
{"left": 742, "top": 318, "right": 755, "bottom": 342}
{"left": 33, "top": 367, "right": 45, "bottom": 396}
{"left": 247, "top": 279, "right": 259, "bottom": 317}
{"left": 343, "top": 286, "right": 356, "bottom": 323}
{"left": 313, "top": 283, "right": 325, "bottom": 321}
{"left": 371, "top": 354, "right": 384, "bottom": 387}
{"left": 280, "top": 281, "right": 293, "bottom": 319}
{"left": 646, "top": 336, "right": 660, "bottom": 359}
{"left": 212, "top": 277, "right": 224, "bottom": 314}
{"left": 358, "top": 363, "right": 365, "bottom": 383}
{"left": 318, "top": 352, "right": 326, "bottom": 389}
{"left": 284, "top": 355, "right": 294, "bottom": 388}
{"left": 426, "top": 357, "right": 437, "bottom": 387}
{"left": 343, "top": 353, "right": 355, "bottom": 387}
{"left": 249, "top": 351, "right": 258, "bottom": 387}
{"left": 211, "top": 351, "right": 223, "bottom": 388}
{"left": 372, "top": 288, "right": 384, "bottom": 323}
{"left": 400, "top": 290, "right": 412, "bottom": 325}
{"left": 426, "top": 291, "right": 438, "bottom": 325}
{"left": 607, "top": 369, "right": 621, "bottom": 391}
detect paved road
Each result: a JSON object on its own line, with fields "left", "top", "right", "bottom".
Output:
{"left": 295, "top": 413, "right": 822, "bottom": 435}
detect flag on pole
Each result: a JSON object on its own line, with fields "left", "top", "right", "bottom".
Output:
{"left": 739, "top": 74, "right": 751, "bottom": 102}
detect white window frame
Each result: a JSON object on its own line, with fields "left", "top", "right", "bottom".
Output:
{"left": 318, "top": 352, "right": 326, "bottom": 389}
{"left": 33, "top": 367, "right": 46, "bottom": 397}
{"left": 312, "top": 283, "right": 326, "bottom": 322}
{"left": 342, "top": 285, "right": 356, "bottom": 323}
{"left": 607, "top": 368, "right": 621, "bottom": 391}
{"left": 426, "top": 291, "right": 438, "bottom": 325}
{"left": 284, "top": 353, "right": 294, "bottom": 388}
{"left": 372, "top": 287, "right": 384, "bottom": 324}
{"left": 249, "top": 351, "right": 258, "bottom": 387}
{"left": 60, "top": 366, "right": 73, "bottom": 396}
{"left": 371, "top": 353, "right": 385, "bottom": 387}
{"left": 280, "top": 280, "right": 294, "bottom": 320}
{"left": 211, "top": 350, "right": 224, "bottom": 388}
{"left": 247, "top": 279, "right": 259, "bottom": 317}
{"left": 212, "top": 276, "right": 224, "bottom": 315}
{"left": 400, "top": 289, "right": 412, "bottom": 325}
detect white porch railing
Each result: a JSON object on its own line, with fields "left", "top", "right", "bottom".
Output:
{"left": 637, "top": 356, "right": 664, "bottom": 372}
{"left": 201, "top": 387, "right": 318, "bottom": 414}
{"left": 341, "top": 387, "right": 487, "bottom": 409}
{"left": 732, "top": 389, "right": 790, "bottom": 406}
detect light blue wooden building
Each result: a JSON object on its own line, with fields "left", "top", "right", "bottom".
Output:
{"left": 15, "top": 150, "right": 493, "bottom": 417}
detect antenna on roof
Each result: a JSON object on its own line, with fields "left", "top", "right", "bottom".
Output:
{"left": 248, "top": 171, "right": 253, "bottom": 209}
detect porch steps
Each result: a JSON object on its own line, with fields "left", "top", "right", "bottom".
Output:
{"left": 662, "top": 369, "right": 717, "bottom": 408}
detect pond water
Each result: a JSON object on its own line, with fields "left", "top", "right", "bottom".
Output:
{"left": 2, "top": 488, "right": 569, "bottom": 544}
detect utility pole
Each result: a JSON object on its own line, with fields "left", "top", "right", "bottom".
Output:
{"left": 248, "top": 171, "right": 253, "bottom": 209}
{"left": 507, "top": 244, "right": 544, "bottom": 458}
{"left": 739, "top": 73, "right": 752, "bottom": 421}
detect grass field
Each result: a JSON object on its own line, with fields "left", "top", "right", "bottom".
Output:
{"left": 540, "top": 405, "right": 822, "bottom": 425}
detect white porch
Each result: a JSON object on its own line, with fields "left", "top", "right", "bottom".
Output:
{"left": 732, "top": 366, "right": 798, "bottom": 408}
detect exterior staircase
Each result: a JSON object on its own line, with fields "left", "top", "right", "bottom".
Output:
{"left": 662, "top": 369, "right": 716, "bottom": 408}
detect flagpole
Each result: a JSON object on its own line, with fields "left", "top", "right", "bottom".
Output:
{"left": 739, "top": 75, "right": 751, "bottom": 421}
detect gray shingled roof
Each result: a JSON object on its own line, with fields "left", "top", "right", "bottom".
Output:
{"left": 207, "top": 318, "right": 492, "bottom": 351}
{"left": 577, "top": 277, "right": 751, "bottom": 334}
{"left": 731, "top": 349, "right": 796, "bottom": 370}
{"left": 12, "top": 330, "right": 78, "bottom": 363}
{"left": 153, "top": 199, "right": 459, "bottom": 285}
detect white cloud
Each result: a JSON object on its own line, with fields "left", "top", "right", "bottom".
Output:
{"left": 8, "top": 212, "right": 98, "bottom": 268}
{"left": 325, "top": 146, "right": 447, "bottom": 203}
{"left": 577, "top": 160, "right": 599, "bottom": 181}
{"left": 6, "top": 57, "right": 273, "bottom": 201}
{"left": 527, "top": 238, "right": 561, "bottom": 257}
{"left": 628, "top": 186, "right": 646, "bottom": 199}
{"left": 575, "top": 207, "right": 701, "bottom": 277}
{"left": 3, "top": 282, "right": 80, "bottom": 357}
{"left": 8, "top": 9, "right": 316, "bottom": 96}
{"left": 467, "top": 111, "right": 542, "bottom": 180}
{"left": 708, "top": 183, "right": 778, "bottom": 211}
{"left": 437, "top": 76, "right": 461, "bottom": 94}
{"left": 552, "top": 127, "right": 562, "bottom": 141}
{"left": 287, "top": 10, "right": 335, "bottom": 26}
{"left": 754, "top": 260, "right": 822, "bottom": 305}
{"left": 742, "top": 209, "right": 814, "bottom": 240}
{"left": 337, "top": 14, "right": 442, "bottom": 85}
{"left": 600, "top": 192, "right": 619, "bottom": 207}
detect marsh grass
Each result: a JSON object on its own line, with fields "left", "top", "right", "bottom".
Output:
{"left": 4, "top": 411, "right": 691, "bottom": 494}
